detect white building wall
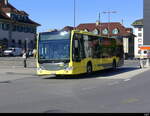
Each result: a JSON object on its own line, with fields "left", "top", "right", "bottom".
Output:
{"left": 0, "top": 29, "right": 9, "bottom": 40}
{"left": 134, "top": 27, "right": 143, "bottom": 58}
{"left": 123, "top": 37, "right": 129, "bottom": 53}
{"left": 12, "top": 31, "right": 34, "bottom": 42}
{"left": 12, "top": 31, "right": 35, "bottom": 49}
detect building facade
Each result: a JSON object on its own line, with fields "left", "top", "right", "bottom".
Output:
{"left": 0, "top": 0, "right": 40, "bottom": 50}
{"left": 132, "top": 19, "right": 144, "bottom": 58}
{"left": 144, "top": 0, "right": 150, "bottom": 45}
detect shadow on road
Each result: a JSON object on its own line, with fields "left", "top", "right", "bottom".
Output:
{"left": 43, "top": 67, "right": 140, "bottom": 80}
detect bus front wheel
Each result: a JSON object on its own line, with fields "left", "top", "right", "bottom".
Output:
{"left": 87, "top": 63, "right": 93, "bottom": 74}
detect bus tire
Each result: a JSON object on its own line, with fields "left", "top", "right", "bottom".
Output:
{"left": 87, "top": 62, "right": 93, "bottom": 74}
{"left": 112, "top": 60, "right": 117, "bottom": 70}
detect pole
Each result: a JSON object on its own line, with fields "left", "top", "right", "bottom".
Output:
{"left": 103, "top": 11, "right": 117, "bottom": 37}
{"left": 99, "top": 12, "right": 101, "bottom": 22}
{"left": 74, "top": 0, "right": 76, "bottom": 29}
{"left": 99, "top": 12, "right": 102, "bottom": 35}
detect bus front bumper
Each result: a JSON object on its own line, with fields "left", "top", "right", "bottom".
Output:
{"left": 37, "top": 67, "right": 74, "bottom": 76}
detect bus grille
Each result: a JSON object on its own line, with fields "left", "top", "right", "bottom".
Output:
{"left": 41, "top": 63, "right": 66, "bottom": 71}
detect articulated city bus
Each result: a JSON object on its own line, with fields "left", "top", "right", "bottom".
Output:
{"left": 36, "top": 30, "right": 124, "bottom": 76}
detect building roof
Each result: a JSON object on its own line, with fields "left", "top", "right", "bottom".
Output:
{"left": 132, "top": 19, "right": 143, "bottom": 27}
{"left": 0, "top": 11, "right": 9, "bottom": 19}
{"left": 0, "top": 0, "right": 40, "bottom": 26}
{"left": 76, "top": 22, "right": 132, "bottom": 37}
{"left": 61, "top": 26, "right": 74, "bottom": 31}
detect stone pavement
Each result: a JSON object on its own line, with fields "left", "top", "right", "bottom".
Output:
{"left": 0, "top": 57, "right": 150, "bottom": 82}
{"left": 0, "top": 57, "right": 36, "bottom": 68}
{"left": 0, "top": 57, "right": 37, "bottom": 82}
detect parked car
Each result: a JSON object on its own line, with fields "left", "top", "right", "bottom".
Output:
{"left": 3, "top": 47, "right": 23, "bottom": 56}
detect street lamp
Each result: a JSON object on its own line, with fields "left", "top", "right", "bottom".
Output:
{"left": 74, "top": 0, "right": 76, "bottom": 29}
{"left": 103, "top": 10, "right": 117, "bottom": 37}
{"left": 98, "top": 12, "right": 102, "bottom": 35}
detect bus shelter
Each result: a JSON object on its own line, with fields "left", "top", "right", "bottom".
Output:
{"left": 139, "top": 45, "right": 150, "bottom": 68}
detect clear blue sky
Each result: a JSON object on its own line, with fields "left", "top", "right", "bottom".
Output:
{"left": 9, "top": 0, "right": 143, "bottom": 32}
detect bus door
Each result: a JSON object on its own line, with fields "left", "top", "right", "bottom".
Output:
{"left": 72, "top": 34, "right": 86, "bottom": 74}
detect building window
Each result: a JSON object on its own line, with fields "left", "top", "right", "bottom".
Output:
{"left": 112, "top": 28, "right": 119, "bottom": 34}
{"left": 30, "top": 40, "right": 34, "bottom": 49}
{"left": 138, "top": 33, "right": 142, "bottom": 37}
{"left": 12, "top": 25, "right": 17, "bottom": 31}
{"left": 18, "top": 40, "right": 22, "bottom": 48}
{"left": 102, "top": 28, "right": 108, "bottom": 35}
{"left": 84, "top": 29, "right": 89, "bottom": 32}
{"left": 138, "top": 44, "right": 142, "bottom": 48}
{"left": 2, "top": 23, "right": 10, "bottom": 30}
{"left": 92, "top": 29, "right": 99, "bottom": 35}
{"left": 12, "top": 40, "right": 16, "bottom": 47}
{"left": 0, "top": 23, "right": 2, "bottom": 29}
{"left": 3, "top": 38, "right": 8, "bottom": 48}
{"left": 138, "top": 28, "right": 142, "bottom": 31}
{"left": 138, "top": 38, "right": 142, "bottom": 43}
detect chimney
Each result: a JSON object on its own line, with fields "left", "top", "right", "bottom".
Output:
{"left": 0, "top": 0, "right": 8, "bottom": 7}
{"left": 4, "top": 0, "right": 8, "bottom": 6}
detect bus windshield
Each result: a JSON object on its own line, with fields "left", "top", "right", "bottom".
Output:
{"left": 38, "top": 31, "right": 70, "bottom": 63}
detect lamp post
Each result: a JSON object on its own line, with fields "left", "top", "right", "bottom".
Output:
{"left": 98, "top": 12, "right": 102, "bottom": 35}
{"left": 103, "top": 10, "right": 117, "bottom": 37}
{"left": 74, "top": 0, "right": 76, "bottom": 29}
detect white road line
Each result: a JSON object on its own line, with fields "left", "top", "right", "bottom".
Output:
{"left": 124, "top": 78, "right": 131, "bottom": 82}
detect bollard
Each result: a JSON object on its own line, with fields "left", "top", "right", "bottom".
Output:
{"left": 145, "top": 58, "right": 150, "bottom": 67}
{"left": 140, "top": 59, "right": 145, "bottom": 68}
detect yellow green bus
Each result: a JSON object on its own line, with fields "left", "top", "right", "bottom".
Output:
{"left": 36, "top": 30, "right": 124, "bottom": 76}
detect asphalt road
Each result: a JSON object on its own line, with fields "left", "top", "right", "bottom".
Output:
{"left": 0, "top": 58, "right": 150, "bottom": 113}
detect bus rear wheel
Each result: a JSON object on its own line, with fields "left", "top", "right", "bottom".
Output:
{"left": 87, "top": 63, "right": 92, "bottom": 74}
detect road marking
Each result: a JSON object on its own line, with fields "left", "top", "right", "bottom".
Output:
{"left": 122, "top": 98, "right": 139, "bottom": 104}
{"left": 124, "top": 78, "right": 131, "bottom": 82}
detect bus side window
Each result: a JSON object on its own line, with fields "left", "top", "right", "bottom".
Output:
{"left": 90, "top": 36, "right": 100, "bottom": 58}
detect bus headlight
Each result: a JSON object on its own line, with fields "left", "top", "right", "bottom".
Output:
{"left": 65, "top": 67, "right": 73, "bottom": 71}
{"left": 37, "top": 66, "right": 45, "bottom": 71}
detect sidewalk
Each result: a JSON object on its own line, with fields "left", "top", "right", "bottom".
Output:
{"left": 0, "top": 57, "right": 37, "bottom": 82}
